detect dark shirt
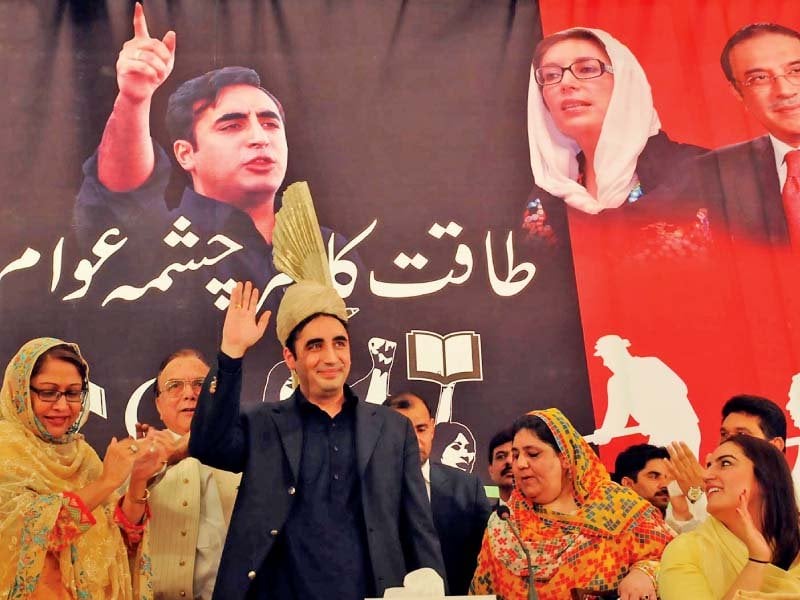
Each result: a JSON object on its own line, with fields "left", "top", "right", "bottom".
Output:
{"left": 174, "top": 185, "right": 282, "bottom": 292}
{"left": 250, "top": 388, "right": 373, "bottom": 600}
{"left": 74, "top": 144, "right": 350, "bottom": 307}
{"left": 522, "top": 130, "right": 710, "bottom": 259}
{"left": 75, "top": 145, "right": 281, "bottom": 297}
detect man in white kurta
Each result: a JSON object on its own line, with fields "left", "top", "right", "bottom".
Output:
{"left": 144, "top": 349, "right": 240, "bottom": 600}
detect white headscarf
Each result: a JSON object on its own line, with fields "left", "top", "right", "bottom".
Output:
{"left": 527, "top": 28, "right": 661, "bottom": 214}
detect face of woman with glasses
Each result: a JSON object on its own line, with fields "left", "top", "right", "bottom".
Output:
{"left": 156, "top": 355, "right": 209, "bottom": 435}
{"left": 539, "top": 38, "right": 614, "bottom": 150}
{"left": 31, "top": 357, "right": 85, "bottom": 438}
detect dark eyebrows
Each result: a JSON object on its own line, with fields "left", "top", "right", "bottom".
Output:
{"left": 214, "top": 110, "right": 283, "bottom": 127}
{"left": 742, "top": 67, "right": 770, "bottom": 77}
{"left": 517, "top": 445, "right": 541, "bottom": 453}
{"left": 214, "top": 112, "right": 247, "bottom": 126}
{"left": 35, "top": 380, "right": 82, "bottom": 388}
{"left": 714, "top": 453, "right": 738, "bottom": 465}
{"left": 303, "top": 334, "right": 348, "bottom": 349}
{"left": 258, "top": 110, "right": 282, "bottom": 122}
{"left": 740, "top": 64, "right": 800, "bottom": 77}
{"left": 540, "top": 55, "right": 600, "bottom": 68}
{"left": 304, "top": 337, "right": 323, "bottom": 349}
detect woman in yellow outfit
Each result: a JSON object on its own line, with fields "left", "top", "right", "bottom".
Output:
{"left": 659, "top": 434, "right": 800, "bottom": 600}
{"left": 0, "top": 338, "right": 167, "bottom": 599}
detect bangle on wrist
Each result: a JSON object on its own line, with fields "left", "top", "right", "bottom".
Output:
{"left": 748, "top": 556, "right": 770, "bottom": 564}
{"left": 131, "top": 488, "right": 150, "bottom": 504}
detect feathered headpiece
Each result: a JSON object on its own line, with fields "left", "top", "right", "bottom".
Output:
{"left": 273, "top": 182, "right": 348, "bottom": 348}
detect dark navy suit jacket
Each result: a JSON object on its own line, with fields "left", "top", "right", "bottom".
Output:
{"left": 689, "top": 135, "right": 786, "bottom": 245}
{"left": 190, "top": 355, "right": 445, "bottom": 599}
{"left": 429, "top": 462, "right": 491, "bottom": 595}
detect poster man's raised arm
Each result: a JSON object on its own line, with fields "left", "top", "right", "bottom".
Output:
{"left": 98, "top": 2, "right": 175, "bottom": 192}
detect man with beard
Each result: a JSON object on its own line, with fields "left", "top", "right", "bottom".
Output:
{"left": 613, "top": 443, "right": 702, "bottom": 533}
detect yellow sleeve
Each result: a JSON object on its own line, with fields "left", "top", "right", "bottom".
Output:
{"left": 658, "top": 534, "right": 716, "bottom": 600}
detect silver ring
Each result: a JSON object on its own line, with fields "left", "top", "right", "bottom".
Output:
{"left": 129, "top": 443, "right": 139, "bottom": 454}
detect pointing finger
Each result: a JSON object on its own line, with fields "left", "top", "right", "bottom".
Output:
{"left": 133, "top": 2, "right": 151, "bottom": 39}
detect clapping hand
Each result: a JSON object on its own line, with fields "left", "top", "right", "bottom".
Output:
{"left": 665, "top": 441, "right": 704, "bottom": 495}
{"left": 101, "top": 436, "right": 165, "bottom": 490}
{"left": 130, "top": 435, "right": 170, "bottom": 483}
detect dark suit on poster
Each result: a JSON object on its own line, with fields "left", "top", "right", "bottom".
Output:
{"left": 522, "top": 131, "right": 708, "bottom": 255}
{"left": 688, "top": 135, "right": 787, "bottom": 246}
{"left": 189, "top": 357, "right": 445, "bottom": 599}
{"left": 429, "top": 462, "right": 491, "bottom": 595}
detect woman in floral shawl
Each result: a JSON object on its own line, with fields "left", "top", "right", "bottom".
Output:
{"left": 471, "top": 408, "right": 674, "bottom": 600}
{"left": 0, "top": 338, "right": 167, "bottom": 599}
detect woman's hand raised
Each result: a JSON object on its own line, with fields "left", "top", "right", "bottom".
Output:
{"left": 733, "top": 487, "right": 772, "bottom": 563}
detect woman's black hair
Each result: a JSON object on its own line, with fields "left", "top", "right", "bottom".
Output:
{"left": 724, "top": 434, "right": 800, "bottom": 570}
{"left": 31, "top": 344, "right": 87, "bottom": 385}
{"left": 430, "top": 421, "right": 477, "bottom": 471}
{"left": 511, "top": 413, "right": 560, "bottom": 453}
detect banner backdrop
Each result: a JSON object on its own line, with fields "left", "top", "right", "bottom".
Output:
{"left": 1, "top": 0, "right": 798, "bottom": 479}
{"left": 536, "top": 0, "right": 800, "bottom": 471}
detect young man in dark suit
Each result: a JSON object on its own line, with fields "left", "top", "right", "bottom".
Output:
{"left": 190, "top": 281, "right": 444, "bottom": 599}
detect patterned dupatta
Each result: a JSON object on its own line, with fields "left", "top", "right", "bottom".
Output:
{"left": 520, "top": 407, "right": 655, "bottom": 536}
{"left": 0, "top": 338, "right": 151, "bottom": 599}
{"left": 480, "top": 408, "right": 673, "bottom": 598}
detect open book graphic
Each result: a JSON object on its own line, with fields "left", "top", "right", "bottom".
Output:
{"left": 406, "top": 330, "right": 482, "bottom": 385}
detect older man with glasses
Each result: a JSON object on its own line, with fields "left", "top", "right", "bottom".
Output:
{"left": 138, "top": 348, "right": 241, "bottom": 600}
